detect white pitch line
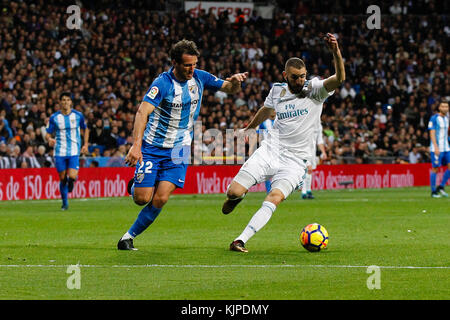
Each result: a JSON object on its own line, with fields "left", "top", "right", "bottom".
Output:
{"left": 0, "top": 264, "right": 448, "bottom": 269}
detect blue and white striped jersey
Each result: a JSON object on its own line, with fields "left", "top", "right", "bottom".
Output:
{"left": 142, "top": 67, "right": 224, "bottom": 148}
{"left": 47, "top": 110, "right": 87, "bottom": 157}
{"left": 428, "top": 113, "right": 449, "bottom": 152}
{"left": 258, "top": 118, "right": 275, "bottom": 140}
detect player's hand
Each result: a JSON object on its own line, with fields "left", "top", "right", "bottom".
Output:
{"left": 320, "top": 152, "right": 328, "bottom": 161}
{"left": 324, "top": 33, "right": 339, "bottom": 53}
{"left": 434, "top": 149, "right": 440, "bottom": 157}
{"left": 48, "top": 138, "right": 56, "bottom": 147}
{"left": 226, "top": 72, "right": 248, "bottom": 84}
{"left": 125, "top": 144, "right": 142, "bottom": 167}
{"left": 81, "top": 144, "right": 89, "bottom": 155}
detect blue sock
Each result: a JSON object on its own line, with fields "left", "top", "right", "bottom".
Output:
{"left": 265, "top": 180, "right": 271, "bottom": 193}
{"left": 128, "top": 204, "right": 162, "bottom": 238}
{"left": 60, "top": 181, "right": 68, "bottom": 206}
{"left": 430, "top": 172, "right": 437, "bottom": 192}
{"left": 440, "top": 169, "right": 450, "bottom": 188}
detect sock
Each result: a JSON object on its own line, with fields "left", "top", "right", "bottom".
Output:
{"left": 430, "top": 172, "right": 437, "bottom": 192}
{"left": 305, "top": 173, "right": 312, "bottom": 192}
{"left": 302, "top": 173, "right": 311, "bottom": 195}
{"left": 127, "top": 204, "right": 162, "bottom": 238}
{"left": 235, "top": 201, "right": 276, "bottom": 244}
{"left": 264, "top": 180, "right": 271, "bottom": 193}
{"left": 60, "top": 181, "right": 68, "bottom": 206}
{"left": 121, "top": 232, "right": 134, "bottom": 240}
{"left": 440, "top": 169, "right": 450, "bottom": 188}
{"left": 67, "top": 177, "right": 75, "bottom": 193}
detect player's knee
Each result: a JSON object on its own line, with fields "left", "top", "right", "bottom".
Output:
{"left": 152, "top": 194, "right": 170, "bottom": 208}
{"left": 265, "top": 190, "right": 284, "bottom": 206}
{"left": 134, "top": 193, "right": 152, "bottom": 206}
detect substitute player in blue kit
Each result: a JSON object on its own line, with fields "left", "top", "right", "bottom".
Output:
{"left": 428, "top": 99, "right": 450, "bottom": 198}
{"left": 118, "top": 39, "right": 248, "bottom": 250}
{"left": 46, "top": 92, "right": 89, "bottom": 210}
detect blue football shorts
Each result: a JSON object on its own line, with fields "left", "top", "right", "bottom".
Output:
{"left": 133, "top": 142, "right": 190, "bottom": 189}
{"left": 430, "top": 151, "right": 450, "bottom": 168}
{"left": 55, "top": 155, "right": 80, "bottom": 173}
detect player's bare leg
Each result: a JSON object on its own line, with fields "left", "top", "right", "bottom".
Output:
{"left": 222, "top": 180, "right": 248, "bottom": 214}
{"left": 133, "top": 186, "right": 155, "bottom": 206}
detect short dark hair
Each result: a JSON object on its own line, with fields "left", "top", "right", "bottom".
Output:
{"left": 285, "top": 57, "right": 306, "bottom": 71}
{"left": 438, "top": 97, "right": 449, "bottom": 105}
{"left": 60, "top": 92, "right": 72, "bottom": 100}
{"left": 170, "top": 39, "right": 200, "bottom": 63}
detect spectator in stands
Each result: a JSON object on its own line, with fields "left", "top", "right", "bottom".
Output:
{"left": 0, "top": 0, "right": 448, "bottom": 166}
{"left": 36, "top": 145, "right": 54, "bottom": 168}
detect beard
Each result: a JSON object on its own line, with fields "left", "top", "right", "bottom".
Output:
{"left": 287, "top": 80, "right": 305, "bottom": 96}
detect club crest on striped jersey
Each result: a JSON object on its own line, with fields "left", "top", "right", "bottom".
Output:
{"left": 189, "top": 85, "right": 197, "bottom": 95}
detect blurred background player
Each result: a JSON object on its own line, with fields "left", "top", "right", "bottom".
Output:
{"left": 45, "top": 92, "right": 89, "bottom": 210}
{"left": 257, "top": 109, "right": 276, "bottom": 193}
{"left": 301, "top": 121, "right": 327, "bottom": 199}
{"left": 222, "top": 33, "right": 344, "bottom": 253}
{"left": 428, "top": 99, "right": 449, "bottom": 198}
{"left": 118, "top": 39, "right": 247, "bottom": 250}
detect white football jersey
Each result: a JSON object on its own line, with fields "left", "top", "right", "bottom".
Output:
{"left": 263, "top": 77, "right": 333, "bottom": 162}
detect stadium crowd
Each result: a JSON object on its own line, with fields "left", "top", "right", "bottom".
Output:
{"left": 0, "top": 0, "right": 448, "bottom": 168}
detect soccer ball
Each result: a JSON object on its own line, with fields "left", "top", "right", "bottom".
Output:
{"left": 300, "top": 223, "right": 329, "bottom": 252}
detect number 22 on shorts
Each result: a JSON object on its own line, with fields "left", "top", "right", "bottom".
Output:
{"left": 137, "top": 160, "right": 153, "bottom": 174}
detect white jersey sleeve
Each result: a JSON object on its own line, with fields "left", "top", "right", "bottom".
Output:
{"left": 263, "top": 84, "right": 279, "bottom": 109}
{"left": 307, "top": 78, "right": 334, "bottom": 103}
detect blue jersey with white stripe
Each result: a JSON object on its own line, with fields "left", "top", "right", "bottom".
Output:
{"left": 47, "top": 110, "right": 87, "bottom": 156}
{"left": 142, "top": 67, "right": 224, "bottom": 148}
{"left": 257, "top": 118, "right": 275, "bottom": 140}
{"left": 428, "top": 113, "right": 449, "bottom": 152}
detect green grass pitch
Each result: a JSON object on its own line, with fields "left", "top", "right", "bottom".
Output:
{"left": 0, "top": 187, "right": 448, "bottom": 300}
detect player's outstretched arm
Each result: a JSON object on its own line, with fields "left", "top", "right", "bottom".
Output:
{"left": 125, "top": 101, "right": 155, "bottom": 167}
{"left": 323, "top": 33, "right": 345, "bottom": 92}
{"left": 244, "top": 106, "right": 274, "bottom": 131}
{"left": 220, "top": 72, "right": 248, "bottom": 94}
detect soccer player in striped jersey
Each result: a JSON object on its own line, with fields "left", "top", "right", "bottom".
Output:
{"left": 118, "top": 39, "right": 248, "bottom": 250}
{"left": 428, "top": 99, "right": 449, "bottom": 198}
{"left": 46, "top": 92, "right": 89, "bottom": 210}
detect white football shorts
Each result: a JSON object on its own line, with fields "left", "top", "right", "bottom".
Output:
{"left": 233, "top": 143, "right": 308, "bottom": 199}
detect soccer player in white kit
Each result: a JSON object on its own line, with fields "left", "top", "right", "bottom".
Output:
{"left": 301, "top": 121, "right": 327, "bottom": 199}
{"left": 222, "top": 33, "right": 345, "bottom": 252}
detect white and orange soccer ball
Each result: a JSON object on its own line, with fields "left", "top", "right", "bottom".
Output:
{"left": 300, "top": 223, "right": 329, "bottom": 252}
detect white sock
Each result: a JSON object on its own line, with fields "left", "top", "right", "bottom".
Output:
{"left": 121, "top": 232, "right": 134, "bottom": 240}
{"left": 305, "top": 173, "right": 312, "bottom": 192}
{"left": 235, "top": 201, "right": 276, "bottom": 243}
